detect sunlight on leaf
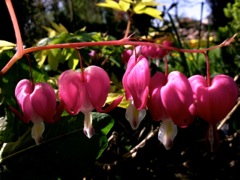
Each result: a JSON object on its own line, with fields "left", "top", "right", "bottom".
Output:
{"left": 47, "top": 49, "right": 60, "bottom": 71}
{"left": 106, "top": 93, "right": 129, "bottom": 109}
{"left": 68, "top": 58, "right": 79, "bottom": 70}
{"left": 119, "top": 0, "right": 131, "bottom": 11}
{"left": 41, "top": 26, "right": 57, "bottom": 38}
{"left": 135, "top": 7, "right": 162, "bottom": 20}
{"left": 0, "top": 40, "right": 16, "bottom": 53}
{"left": 35, "top": 50, "right": 48, "bottom": 67}
{"left": 97, "top": 0, "right": 123, "bottom": 11}
{"left": 133, "top": 2, "right": 146, "bottom": 13}
{"left": 49, "top": 22, "right": 68, "bottom": 34}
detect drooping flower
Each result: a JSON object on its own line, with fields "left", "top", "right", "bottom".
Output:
{"left": 15, "top": 79, "right": 57, "bottom": 144}
{"left": 58, "top": 65, "right": 115, "bottom": 138}
{"left": 147, "top": 72, "right": 168, "bottom": 122}
{"left": 189, "top": 74, "right": 238, "bottom": 125}
{"left": 122, "top": 55, "right": 150, "bottom": 129}
{"left": 189, "top": 74, "right": 238, "bottom": 151}
{"left": 161, "top": 71, "right": 196, "bottom": 127}
{"left": 147, "top": 71, "right": 196, "bottom": 149}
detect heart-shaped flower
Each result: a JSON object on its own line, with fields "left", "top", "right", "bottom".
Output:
{"left": 15, "top": 79, "right": 57, "bottom": 144}
{"left": 58, "top": 65, "right": 122, "bottom": 138}
{"left": 122, "top": 55, "right": 150, "bottom": 110}
{"left": 122, "top": 55, "right": 150, "bottom": 129}
{"left": 189, "top": 74, "right": 238, "bottom": 125}
{"left": 58, "top": 66, "right": 110, "bottom": 115}
{"left": 161, "top": 71, "right": 196, "bottom": 127}
{"left": 148, "top": 71, "right": 196, "bottom": 149}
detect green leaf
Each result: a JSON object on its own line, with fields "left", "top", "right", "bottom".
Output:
{"left": 34, "top": 50, "right": 48, "bottom": 68}
{"left": 0, "top": 41, "right": 16, "bottom": 53}
{"left": 139, "top": 1, "right": 159, "bottom": 6}
{"left": 133, "top": 2, "right": 146, "bottom": 13}
{"left": 97, "top": 0, "right": 127, "bottom": 11}
{"left": 106, "top": 93, "right": 129, "bottom": 109}
{"left": 47, "top": 49, "right": 60, "bottom": 71}
{"left": 41, "top": 26, "right": 57, "bottom": 38}
{"left": 92, "top": 112, "right": 114, "bottom": 136}
{"left": 49, "top": 22, "right": 68, "bottom": 34}
{"left": 119, "top": 0, "right": 131, "bottom": 11}
{"left": 68, "top": 58, "right": 79, "bottom": 70}
{"left": 42, "top": 22, "right": 68, "bottom": 38}
{"left": 136, "top": 7, "right": 162, "bottom": 20}
{"left": 0, "top": 112, "right": 114, "bottom": 179}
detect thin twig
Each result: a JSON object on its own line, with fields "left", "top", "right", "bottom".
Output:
{"left": 123, "top": 126, "right": 159, "bottom": 158}
{"left": 217, "top": 98, "right": 240, "bottom": 130}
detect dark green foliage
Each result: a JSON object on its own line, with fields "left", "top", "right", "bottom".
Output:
{"left": 0, "top": 112, "right": 114, "bottom": 179}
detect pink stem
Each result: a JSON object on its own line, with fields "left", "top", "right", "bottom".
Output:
{"left": 123, "top": 14, "right": 132, "bottom": 39}
{"left": 202, "top": 52, "right": 211, "bottom": 86}
{"left": 2, "top": 0, "right": 24, "bottom": 76}
{"left": 75, "top": 48, "right": 85, "bottom": 81}
{"left": 1, "top": 38, "right": 234, "bottom": 77}
{"left": 1, "top": 0, "right": 237, "bottom": 77}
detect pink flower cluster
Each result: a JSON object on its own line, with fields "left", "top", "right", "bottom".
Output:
{"left": 13, "top": 42, "right": 238, "bottom": 149}
{"left": 121, "top": 43, "right": 238, "bottom": 149}
{"left": 14, "top": 65, "right": 122, "bottom": 144}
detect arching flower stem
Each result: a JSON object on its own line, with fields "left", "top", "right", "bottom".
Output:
{"left": 2, "top": 0, "right": 237, "bottom": 76}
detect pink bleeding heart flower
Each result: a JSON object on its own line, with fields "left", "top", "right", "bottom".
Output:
{"left": 121, "top": 49, "right": 133, "bottom": 64}
{"left": 189, "top": 74, "right": 238, "bottom": 125}
{"left": 136, "top": 40, "right": 172, "bottom": 59}
{"left": 122, "top": 55, "right": 150, "bottom": 129}
{"left": 161, "top": 71, "right": 196, "bottom": 127}
{"left": 15, "top": 79, "right": 57, "bottom": 145}
{"left": 58, "top": 65, "right": 121, "bottom": 138}
{"left": 189, "top": 74, "right": 238, "bottom": 151}
{"left": 148, "top": 72, "right": 168, "bottom": 122}
{"left": 148, "top": 71, "right": 196, "bottom": 149}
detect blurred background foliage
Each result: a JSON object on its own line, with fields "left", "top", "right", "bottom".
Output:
{"left": 0, "top": 0, "right": 240, "bottom": 179}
